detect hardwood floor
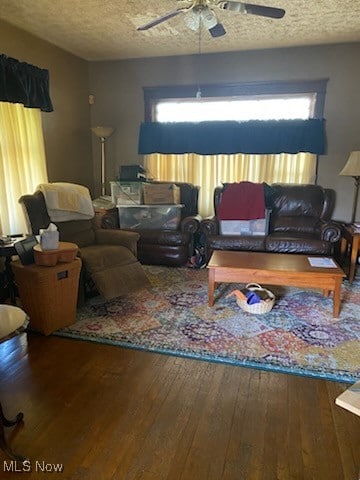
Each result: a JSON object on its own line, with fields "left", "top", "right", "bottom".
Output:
{"left": 0, "top": 333, "right": 359, "bottom": 480}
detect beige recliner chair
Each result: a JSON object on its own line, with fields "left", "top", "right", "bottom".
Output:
{"left": 19, "top": 185, "right": 149, "bottom": 301}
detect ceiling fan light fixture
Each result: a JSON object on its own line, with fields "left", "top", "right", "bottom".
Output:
{"left": 201, "top": 8, "right": 218, "bottom": 29}
{"left": 137, "top": 1, "right": 286, "bottom": 36}
{"left": 184, "top": 9, "right": 201, "bottom": 30}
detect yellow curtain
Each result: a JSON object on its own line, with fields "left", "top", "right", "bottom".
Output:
{"left": 145, "top": 152, "right": 316, "bottom": 217}
{"left": 0, "top": 102, "right": 48, "bottom": 235}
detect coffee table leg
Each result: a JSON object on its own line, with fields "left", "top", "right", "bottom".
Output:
{"left": 333, "top": 278, "right": 342, "bottom": 318}
{"left": 208, "top": 269, "right": 215, "bottom": 307}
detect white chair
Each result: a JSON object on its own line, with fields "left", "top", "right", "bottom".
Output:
{"left": 0, "top": 305, "right": 27, "bottom": 461}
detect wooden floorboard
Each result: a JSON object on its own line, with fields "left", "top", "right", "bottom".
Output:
{"left": 0, "top": 333, "right": 359, "bottom": 480}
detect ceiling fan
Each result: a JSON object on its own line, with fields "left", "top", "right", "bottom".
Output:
{"left": 137, "top": 0, "right": 285, "bottom": 38}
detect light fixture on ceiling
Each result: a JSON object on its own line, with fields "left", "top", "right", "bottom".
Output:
{"left": 91, "top": 126, "right": 115, "bottom": 197}
{"left": 184, "top": 6, "right": 217, "bottom": 31}
{"left": 201, "top": 7, "right": 218, "bottom": 29}
{"left": 339, "top": 151, "right": 360, "bottom": 224}
{"left": 184, "top": 8, "right": 201, "bottom": 30}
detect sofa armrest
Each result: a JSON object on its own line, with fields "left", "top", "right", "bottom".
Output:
{"left": 200, "top": 216, "right": 219, "bottom": 236}
{"left": 95, "top": 229, "right": 140, "bottom": 256}
{"left": 320, "top": 221, "right": 342, "bottom": 243}
{"left": 180, "top": 214, "right": 202, "bottom": 234}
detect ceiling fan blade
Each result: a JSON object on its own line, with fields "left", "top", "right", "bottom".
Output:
{"left": 218, "top": 1, "right": 285, "bottom": 19}
{"left": 242, "top": 2, "right": 285, "bottom": 18}
{"left": 137, "top": 7, "right": 188, "bottom": 31}
{"left": 209, "top": 22, "right": 226, "bottom": 37}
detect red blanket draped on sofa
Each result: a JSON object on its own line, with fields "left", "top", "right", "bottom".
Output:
{"left": 217, "top": 182, "right": 265, "bottom": 220}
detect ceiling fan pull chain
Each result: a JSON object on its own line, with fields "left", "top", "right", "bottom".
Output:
{"left": 196, "top": 17, "right": 202, "bottom": 99}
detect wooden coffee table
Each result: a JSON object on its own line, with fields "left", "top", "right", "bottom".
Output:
{"left": 207, "top": 251, "right": 345, "bottom": 317}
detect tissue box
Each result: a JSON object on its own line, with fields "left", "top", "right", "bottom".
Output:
{"left": 40, "top": 228, "right": 59, "bottom": 250}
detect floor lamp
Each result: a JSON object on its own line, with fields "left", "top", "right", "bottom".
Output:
{"left": 91, "top": 126, "right": 114, "bottom": 196}
{"left": 339, "top": 151, "right": 360, "bottom": 224}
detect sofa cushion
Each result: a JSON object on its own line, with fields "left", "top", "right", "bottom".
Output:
{"left": 208, "top": 235, "right": 266, "bottom": 252}
{"left": 271, "top": 215, "right": 321, "bottom": 235}
{"left": 271, "top": 185, "right": 325, "bottom": 217}
{"left": 265, "top": 234, "right": 331, "bottom": 255}
{"left": 56, "top": 220, "right": 96, "bottom": 247}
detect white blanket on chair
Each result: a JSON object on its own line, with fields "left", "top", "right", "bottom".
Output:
{"left": 38, "top": 182, "right": 94, "bottom": 222}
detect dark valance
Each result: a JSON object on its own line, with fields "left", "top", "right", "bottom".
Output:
{"left": 0, "top": 54, "right": 53, "bottom": 112}
{"left": 138, "top": 119, "right": 325, "bottom": 155}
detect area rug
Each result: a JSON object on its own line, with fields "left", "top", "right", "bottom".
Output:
{"left": 54, "top": 265, "right": 360, "bottom": 383}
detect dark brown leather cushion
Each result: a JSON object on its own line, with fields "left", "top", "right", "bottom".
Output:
{"left": 56, "top": 220, "right": 96, "bottom": 247}
{"left": 266, "top": 234, "right": 331, "bottom": 254}
{"left": 208, "top": 235, "right": 266, "bottom": 252}
{"left": 271, "top": 216, "right": 320, "bottom": 235}
{"left": 270, "top": 184, "right": 326, "bottom": 217}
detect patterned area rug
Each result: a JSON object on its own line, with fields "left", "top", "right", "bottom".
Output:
{"left": 55, "top": 265, "right": 360, "bottom": 383}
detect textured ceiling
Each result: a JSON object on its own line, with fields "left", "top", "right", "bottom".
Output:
{"left": 1, "top": 0, "right": 360, "bottom": 61}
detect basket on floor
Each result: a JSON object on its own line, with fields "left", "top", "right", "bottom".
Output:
{"left": 236, "top": 283, "right": 275, "bottom": 314}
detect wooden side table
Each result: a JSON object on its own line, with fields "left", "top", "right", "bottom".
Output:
{"left": 340, "top": 225, "right": 360, "bottom": 283}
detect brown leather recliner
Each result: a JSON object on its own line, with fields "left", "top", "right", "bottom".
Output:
{"left": 19, "top": 191, "right": 149, "bottom": 302}
{"left": 201, "top": 183, "right": 342, "bottom": 261}
{"left": 101, "top": 182, "right": 201, "bottom": 266}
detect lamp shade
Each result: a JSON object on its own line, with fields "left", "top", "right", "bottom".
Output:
{"left": 339, "top": 151, "right": 360, "bottom": 177}
{"left": 91, "top": 126, "right": 114, "bottom": 139}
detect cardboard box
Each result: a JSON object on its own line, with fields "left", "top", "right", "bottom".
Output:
{"left": 143, "top": 183, "right": 180, "bottom": 205}
{"left": 110, "top": 181, "right": 144, "bottom": 205}
{"left": 219, "top": 209, "right": 271, "bottom": 236}
{"left": 117, "top": 204, "right": 183, "bottom": 230}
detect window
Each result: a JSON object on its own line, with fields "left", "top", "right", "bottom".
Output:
{"left": 143, "top": 80, "right": 327, "bottom": 217}
{"left": 0, "top": 103, "right": 48, "bottom": 235}
{"left": 155, "top": 94, "right": 315, "bottom": 122}
{"left": 0, "top": 55, "right": 52, "bottom": 236}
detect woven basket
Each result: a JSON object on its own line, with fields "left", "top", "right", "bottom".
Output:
{"left": 236, "top": 283, "right": 275, "bottom": 314}
{"left": 33, "top": 242, "right": 78, "bottom": 266}
{"left": 11, "top": 258, "right": 82, "bottom": 335}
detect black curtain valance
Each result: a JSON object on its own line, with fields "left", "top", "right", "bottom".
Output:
{"left": 0, "top": 54, "right": 53, "bottom": 112}
{"left": 138, "top": 119, "right": 325, "bottom": 155}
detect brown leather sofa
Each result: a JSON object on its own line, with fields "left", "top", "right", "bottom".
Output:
{"left": 101, "top": 182, "right": 201, "bottom": 266}
{"left": 201, "top": 183, "right": 342, "bottom": 262}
